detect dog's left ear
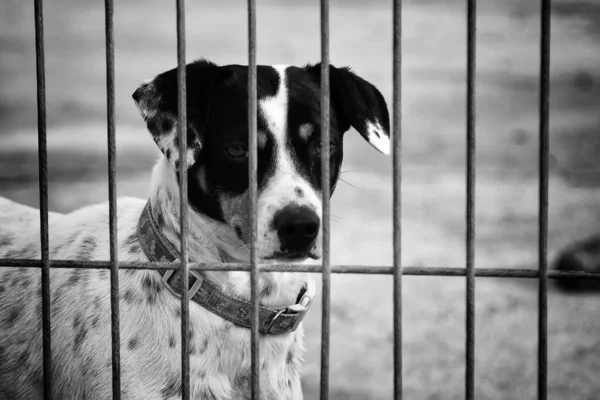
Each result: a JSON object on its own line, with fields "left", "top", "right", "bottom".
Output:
{"left": 306, "top": 64, "right": 390, "bottom": 155}
{"left": 132, "top": 59, "right": 224, "bottom": 169}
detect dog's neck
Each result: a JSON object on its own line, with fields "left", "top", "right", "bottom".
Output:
{"left": 146, "top": 158, "right": 309, "bottom": 307}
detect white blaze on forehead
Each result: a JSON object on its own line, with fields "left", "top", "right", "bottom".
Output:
{"left": 259, "top": 65, "right": 289, "bottom": 145}
{"left": 365, "top": 119, "right": 391, "bottom": 155}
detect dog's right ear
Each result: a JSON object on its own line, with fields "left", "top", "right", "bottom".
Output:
{"left": 132, "top": 59, "right": 223, "bottom": 169}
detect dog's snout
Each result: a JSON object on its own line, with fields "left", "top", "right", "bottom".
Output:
{"left": 274, "top": 205, "right": 319, "bottom": 253}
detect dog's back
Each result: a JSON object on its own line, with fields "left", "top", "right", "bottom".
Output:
{"left": 0, "top": 197, "right": 111, "bottom": 399}
{"left": 0, "top": 197, "right": 148, "bottom": 400}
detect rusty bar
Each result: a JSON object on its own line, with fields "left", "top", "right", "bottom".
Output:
{"left": 392, "top": 0, "right": 403, "bottom": 398}
{"left": 0, "top": 259, "right": 599, "bottom": 278}
{"left": 103, "top": 0, "right": 121, "bottom": 397}
{"left": 34, "top": 0, "right": 51, "bottom": 397}
{"left": 538, "top": 0, "right": 551, "bottom": 398}
{"left": 175, "top": 0, "right": 190, "bottom": 397}
{"left": 247, "top": 0, "right": 260, "bottom": 398}
{"left": 319, "top": 0, "right": 331, "bottom": 399}
{"left": 2, "top": 260, "right": 600, "bottom": 279}
{"left": 465, "top": 0, "right": 477, "bottom": 398}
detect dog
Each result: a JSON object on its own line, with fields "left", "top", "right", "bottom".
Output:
{"left": 0, "top": 59, "right": 390, "bottom": 399}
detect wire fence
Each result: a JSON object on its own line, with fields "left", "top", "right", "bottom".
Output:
{"left": 2, "top": 0, "right": 600, "bottom": 399}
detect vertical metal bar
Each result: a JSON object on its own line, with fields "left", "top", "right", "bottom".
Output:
{"left": 175, "top": 0, "right": 190, "bottom": 398}
{"left": 392, "top": 0, "right": 403, "bottom": 398}
{"left": 34, "top": 1, "right": 51, "bottom": 398}
{"left": 319, "top": 0, "right": 331, "bottom": 399}
{"left": 538, "top": 0, "right": 551, "bottom": 399}
{"left": 104, "top": 0, "right": 121, "bottom": 397}
{"left": 247, "top": 0, "right": 260, "bottom": 398}
{"left": 465, "top": 0, "right": 476, "bottom": 399}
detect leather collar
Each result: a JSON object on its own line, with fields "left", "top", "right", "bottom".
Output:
{"left": 137, "top": 200, "right": 314, "bottom": 335}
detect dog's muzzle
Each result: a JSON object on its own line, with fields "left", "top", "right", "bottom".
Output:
{"left": 273, "top": 205, "right": 319, "bottom": 257}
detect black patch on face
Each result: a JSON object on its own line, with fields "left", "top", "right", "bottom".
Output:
{"left": 168, "top": 335, "right": 176, "bottom": 348}
{"left": 161, "top": 375, "right": 182, "bottom": 400}
{"left": 185, "top": 65, "right": 281, "bottom": 221}
{"left": 286, "top": 349, "right": 294, "bottom": 365}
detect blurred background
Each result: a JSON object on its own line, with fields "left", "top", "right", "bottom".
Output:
{"left": 1, "top": 0, "right": 600, "bottom": 398}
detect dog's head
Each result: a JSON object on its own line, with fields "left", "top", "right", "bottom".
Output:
{"left": 133, "top": 59, "right": 389, "bottom": 261}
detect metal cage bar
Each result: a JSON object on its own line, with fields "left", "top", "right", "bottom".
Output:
{"left": 392, "top": 0, "right": 403, "bottom": 398}
{"left": 175, "top": 0, "right": 191, "bottom": 397}
{"left": 11, "top": 0, "right": 597, "bottom": 398}
{"left": 247, "top": 0, "right": 260, "bottom": 398}
{"left": 465, "top": 0, "right": 477, "bottom": 398}
{"left": 2, "top": 259, "right": 600, "bottom": 279}
{"left": 104, "top": 0, "right": 121, "bottom": 397}
{"left": 319, "top": 1, "right": 332, "bottom": 399}
{"left": 34, "top": 0, "right": 52, "bottom": 398}
{"left": 538, "top": 0, "right": 551, "bottom": 399}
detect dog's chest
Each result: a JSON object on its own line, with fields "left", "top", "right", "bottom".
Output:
{"left": 172, "top": 312, "right": 305, "bottom": 399}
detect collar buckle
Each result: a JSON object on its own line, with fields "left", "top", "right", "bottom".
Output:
{"left": 264, "top": 280, "right": 316, "bottom": 335}
{"left": 161, "top": 268, "right": 204, "bottom": 299}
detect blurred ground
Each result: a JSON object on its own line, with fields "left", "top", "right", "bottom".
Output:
{"left": 1, "top": 0, "right": 600, "bottom": 398}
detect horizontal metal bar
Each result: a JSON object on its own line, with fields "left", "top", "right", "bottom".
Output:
{"left": 2, "top": 259, "right": 599, "bottom": 279}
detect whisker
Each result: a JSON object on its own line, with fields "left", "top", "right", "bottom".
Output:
{"left": 206, "top": 222, "right": 224, "bottom": 240}
{"left": 339, "top": 177, "right": 364, "bottom": 191}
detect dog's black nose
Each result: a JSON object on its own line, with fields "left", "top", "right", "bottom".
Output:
{"left": 274, "top": 205, "right": 320, "bottom": 254}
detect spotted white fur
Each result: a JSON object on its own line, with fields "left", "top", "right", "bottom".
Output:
{"left": 0, "top": 60, "right": 390, "bottom": 399}
{"left": 0, "top": 157, "right": 307, "bottom": 399}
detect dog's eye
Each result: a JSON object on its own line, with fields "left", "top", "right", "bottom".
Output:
{"left": 225, "top": 145, "right": 248, "bottom": 159}
{"left": 312, "top": 141, "right": 337, "bottom": 157}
